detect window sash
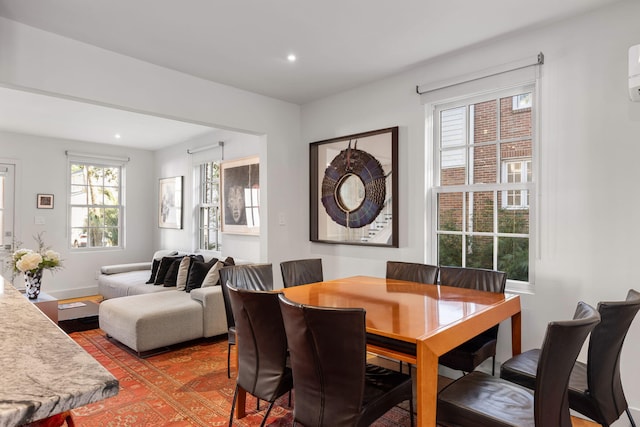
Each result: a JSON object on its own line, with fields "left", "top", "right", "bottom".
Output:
{"left": 69, "top": 161, "right": 123, "bottom": 249}
{"left": 198, "top": 161, "right": 221, "bottom": 251}
{"left": 432, "top": 85, "right": 536, "bottom": 286}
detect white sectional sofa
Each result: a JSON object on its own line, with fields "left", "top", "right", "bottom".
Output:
{"left": 97, "top": 250, "right": 238, "bottom": 355}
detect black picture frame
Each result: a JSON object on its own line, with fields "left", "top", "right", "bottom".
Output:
{"left": 159, "top": 176, "right": 183, "bottom": 229}
{"left": 220, "top": 156, "right": 260, "bottom": 235}
{"left": 310, "top": 126, "right": 398, "bottom": 247}
{"left": 37, "top": 194, "right": 54, "bottom": 209}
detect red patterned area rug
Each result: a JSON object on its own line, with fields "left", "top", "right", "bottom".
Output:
{"left": 69, "top": 329, "right": 412, "bottom": 427}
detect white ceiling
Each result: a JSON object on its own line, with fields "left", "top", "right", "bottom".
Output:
{"left": 0, "top": 0, "right": 624, "bottom": 148}
{"left": 0, "top": 87, "right": 216, "bottom": 149}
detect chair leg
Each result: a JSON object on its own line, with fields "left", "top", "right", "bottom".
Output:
{"left": 409, "top": 395, "right": 414, "bottom": 427}
{"left": 628, "top": 408, "right": 637, "bottom": 427}
{"left": 491, "top": 355, "right": 496, "bottom": 376}
{"left": 227, "top": 342, "right": 232, "bottom": 378}
{"left": 259, "top": 401, "right": 276, "bottom": 427}
{"left": 227, "top": 342, "right": 237, "bottom": 379}
{"left": 228, "top": 385, "right": 239, "bottom": 427}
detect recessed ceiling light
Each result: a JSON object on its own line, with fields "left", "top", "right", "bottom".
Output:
{"left": 287, "top": 54, "right": 296, "bottom": 62}
{"left": 114, "top": 133, "right": 121, "bottom": 139}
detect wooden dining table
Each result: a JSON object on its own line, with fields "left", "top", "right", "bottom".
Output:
{"left": 279, "top": 275, "right": 522, "bottom": 427}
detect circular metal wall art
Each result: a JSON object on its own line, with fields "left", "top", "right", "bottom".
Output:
{"left": 321, "top": 145, "right": 386, "bottom": 228}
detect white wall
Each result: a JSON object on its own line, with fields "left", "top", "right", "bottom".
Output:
{"left": 153, "top": 128, "right": 263, "bottom": 263}
{"left": 301, "top": 0, "right": 640, "bottom": 422}
{"left": 0, "top": 16, "right": 303, "bottom": 288}
{"left": 0, "top": 130, "right": 155, "bottom": 298}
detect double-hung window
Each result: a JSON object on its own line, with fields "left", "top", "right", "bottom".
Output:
{"left": 198, "top": 161, "right": 221, "bottom": 250}
{"left": 69, "top": 160, "right": 123, "bottom": 249}
{"left": 432, "top": 86, "right": 536, "bottom": 284}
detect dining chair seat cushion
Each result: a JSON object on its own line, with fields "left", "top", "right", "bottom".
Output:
{"left": 438, "top": 333, "right": 497, "bottom": 373}
{"left": 438, "top": 371, "right": 535, "bottom": 427}
{"left": 501, "top": 349, "right": 612, "bottom": 423}
{"left": 360, "top": 364, "right": 414, "bottom": 426}
{"left": 500, "top": 348, "right": 540, "bottom": 389}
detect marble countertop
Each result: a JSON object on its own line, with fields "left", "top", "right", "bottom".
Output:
{"left": 0, "top": 277, "right": 119, "bottom": 427}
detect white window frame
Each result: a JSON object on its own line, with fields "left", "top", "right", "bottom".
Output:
{"left": 428, "top": 82, "right": 539, "bottom": 293}
{"left": 197, "top": 161, "right": 221, "bottom": 251}
{"left": 68, "top": 156, "right": 125, "bottom": 250}
{"left": 512, "top": 93, "right": 532, "bottom": 110}
{"left": 501, "top": 159, "right": 531, "bottom": 209}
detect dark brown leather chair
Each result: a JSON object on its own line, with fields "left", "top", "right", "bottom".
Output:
{"left": 438, "top": 266, "right": 507, "bottom": 375}
{"left": 219, "top": 263, "right": 274, "bottom": 378}
{"left": 278, "top": 294, "right": 414, "bottom": 427}
{"left": 226, "top": 285, "right": 292, "bottom": 427}
{"left": 280, "top": 258, "right": 323, "bottom": 288}
{"left": 382, "top": 261, "right": 439, "bottom": 373}
{"left": 386, "top": 261, "right": 439, "bottom": 284}
{"left": 501, "top": 289, "right": 640, "bottom": 427}
{"left": 437, "top": 302, "right": 601, "bottom": 427}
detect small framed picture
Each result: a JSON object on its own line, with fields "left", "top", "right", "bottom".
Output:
{"left": 37, "top": 194, "right": 54, "bottom": 209}
{"left": 159, "top": 176, "right": 183, "bottom": 229}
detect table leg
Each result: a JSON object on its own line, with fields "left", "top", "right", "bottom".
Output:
{"left": 415, "top": 342, "right": 439, "bottom": 427}
{"left": 511, "top": 311, "right": 522, "bottom": 356}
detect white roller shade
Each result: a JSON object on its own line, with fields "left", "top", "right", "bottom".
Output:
{"left": 418, "top": 53, "right": 543, "bottom": 105}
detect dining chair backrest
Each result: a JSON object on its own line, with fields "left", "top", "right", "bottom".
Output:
{"left": 439, "top": 266, "right": 507, "bottom": 293}
{"left": 585, "top": 289, "right": 640, "bottom": 424}
{"left": 534, "top": 302, "right": 601, "bottom": 426}
{"left": 219, "top": 263, "right": 274, "bottom": 331}
{"left": 386, "top": 261, "right": 439, "bottom": 285}
{"left": 438, "top": 266, "right": 508, "bottom": 374}
{"left": 280, "top": 258, "right": 323, "bottom": 288}
{"left": 227, "top": 285, "right": 292, "bottom": 427}
{"left": 278, "top": 295, "right": 367, "bottom": 427}
{"left": 226, "top": 285, "right": 290, "bottom": 400}
{"left": 437, "top": 302, "right": 600, "bottom": 427}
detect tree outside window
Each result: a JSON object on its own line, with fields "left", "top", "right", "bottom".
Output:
{"left": 70, "top": 163, "right": 122, "bottom": 248}
{"left": 199, "top": 161, "right": 222, "bottom": 250}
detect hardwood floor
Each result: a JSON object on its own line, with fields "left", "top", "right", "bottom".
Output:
{"left": 58, "top": 295, "right": 103, "bottom": 305}
{"left": 572, "top": 417, "right": 600, "bottom": 427}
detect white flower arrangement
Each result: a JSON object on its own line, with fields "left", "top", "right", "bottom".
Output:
{"left": 9, "top": 233, "right": 62, "bottom": 275}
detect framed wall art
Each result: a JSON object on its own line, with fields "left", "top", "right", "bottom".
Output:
{"left": 310, "top": 126, "right": 398, "bottom": 247}
{"left": 37, "top": 194, "right": 54, "bottom": 209}
{"left": 159, "top": 176, "right": 183, "bottom": 229}
{"left": 221, "top": 156, "right": 260, "bottom": 235}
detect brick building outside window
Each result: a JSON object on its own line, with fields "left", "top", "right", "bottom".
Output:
{"left": 434, "top": 86, "right": 534, "bottom": 283}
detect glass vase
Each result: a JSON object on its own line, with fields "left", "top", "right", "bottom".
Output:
{"left": 24, "top": 269, "right": 43, "bottom": 299}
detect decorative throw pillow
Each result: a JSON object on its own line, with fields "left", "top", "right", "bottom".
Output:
{"left": 175, "top": 256, "right": 192, "bottom": 291}
{"left": 222, "top": 256, "right": 235, "bottom": 266}
{"left": 146, "top": 258, "right": 161, "bottom": 284}
{"left": 146, "top": 250, "right": 178, "bottom": 284}
{"left": 162, "top": 256, "right": 185, "bottom": 287}
{"left": 185, "top": 258, "right": 218, "bottom": 292}
{"left": 201, "top": 261, "right": 224, "bottom": 287}
{"left": 154, "top": 255, "right": 183, "bottom": 286}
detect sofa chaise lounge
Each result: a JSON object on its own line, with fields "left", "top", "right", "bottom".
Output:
{"left": 97, "top": 250, "right": 238, "bottom": 354}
